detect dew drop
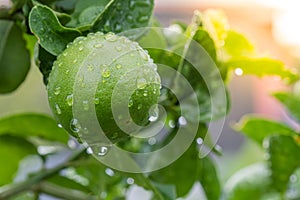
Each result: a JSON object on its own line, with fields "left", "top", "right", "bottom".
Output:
{"left": 178, "top": 116, "right": 187, "bottom": 126}
{"left": 101, "top": 67, "right": 111, "bottom": 78}
{"left": 126, "top": 177, "right": 134, "bottom": 185}
{"left": 83, "top": 100, "right": 89, "bottom": 111}
{"left": 105, "top": 168, "right": 115, "bottom": 177}
{"left": 138, "top": 15, "right": 149, "bottom": 23}
{"left": 83, "top": 127, "right": 89, "bottom": 134}
{"left": 66, "top": 94, "right": 73, "bottom": 106}
{"left": 94, "top": 97, "right": 100, "bottom": 105}
{"left": 143, "top": 91, "right": 148, "bottom": 96}
{"left": 70, "top": 118, "right": 80, "bottom": 133}
{"left": 138, "top": 49, "right": 148, "bottom": 61}
{"left": 168, "top": 120, "right": 176, "bottom": 128}
{"left": 57, "top": 124, "right": 63, "bottom": 128}
{"left": 87, "top": 65, "right": 94, "bottom": 72}
{"left": 128, "top": 99, "right": 133, "bottom": 107}
{"left": 137, "top": 104, "right": 142, "bottom": 110}
{"left": 79, "top": 46, "right": 83, "bottom": 51}
{"left": 58, "top": 62, "right": 62, "bottom": 67}
{"left": 94, "top": 43, "right": 103, "bottom": 48}
{"left": 65, "top": 69, "right": 70, "bottom": 75}
{"left": 54, "top": 87, "right": 61, "bottom": 95}
{"left": 55, "top": 103, "right": 62, "bottom": 115}
{"left": 116, "top": 64, "right": 122, "bottom": 69}
{"left": 115, "top": 46, "right": 122, "bottom": 52}
{"left": 196, "top": 137, "right": 203, "bottom": 145}
{"left": 105, "top": 32, "right": 118, "bottom": 42}
{"left": 148, "top": 138, "right": 157, "bottom": 145}
{"left": 136, "top": 78, "right": 147, "bottom": 89}
{"left": 98, "top": 146, "right": 109, "bottom": 156}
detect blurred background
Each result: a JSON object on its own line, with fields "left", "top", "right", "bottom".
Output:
{"left": 1, "top": 0, "right": 300, "bottom": 196}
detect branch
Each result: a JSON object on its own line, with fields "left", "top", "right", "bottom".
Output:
{"left": 0, "top": 148, "right": 85, "bottom": 200}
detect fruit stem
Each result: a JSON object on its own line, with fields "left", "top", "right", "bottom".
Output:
{"left": 0, "top": 148, "right": 86, "bottom": 199}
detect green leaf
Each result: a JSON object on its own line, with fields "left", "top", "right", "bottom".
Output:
{"left": 47, "top": 175, "right": 91, "bottom": 194}
{"left": 264, "top": 135, "right": 300, "bottom": 193}
{"left": 0, "top": 113, "right": 69, "bottom": 143}
{"left": 92, "top": 0, "right": 154, "bottom": 33}
{"left": 225, "top": 58, "right": 298, "bottom": 82}
{"left": 221, "top": 30, "right": 255, "bottom": 60}
{"left": 198, "top": 157, "right": 221, "bottom": 200}
{"left": 149, "top": 142, "right": 199, "bottom": 197}
{"left": 234, "top": 116, "right": 297, "bottom": 145}
{"left": 0, "top": 135, "right": 36, "bottom": 186}
{"left": 29, "top": 5, "right": 81, "bottom": 56}
{"left": 224, "top": 163, "right": 273, "bottom": 200}
{"left": 193, "top": 28, "right": 217, "bottom": 62}
{"left": 66, "top": 0, "right": 111, "bottom": 29}
{"left": 35, "top": 44, "right": 56, "bottom": 85}
{"left": 273, "top": 92, "right": 300, "bottom": 124}
{"left": 151, "top": 182, "right": 176, "bottom": 200}
{"left": 0, "top": 20, "right": 30, "bottom": 93}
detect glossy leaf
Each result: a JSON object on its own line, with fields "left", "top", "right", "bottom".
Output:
{"left": 0, "top": 20, "right": 30, "bottom": 93}
{"left": 224, "top": 163, "right": 273, "bottom": 200}
{"left": 92, "top": 0, "right": 154, "bottom": 33}
{"left": 273, "top": 92, "right": 300, "bottom": 124}
{"left": 264, "top": 135, "right": 300, "bottom": 193}
{"left": 198, "top": 157, "right": 221, "bottom": 200}
{"left": 67, "top": 0, "right": 111, "bottom": 29}
{"left": 234, "top": 116, "right": 297, "bottom": 145}
{"left": 29, "top": 5, "right": 81, "bottom": 56}
{"left": 149, "top": 143, "right": 199, "bottom": 197}
{"left": 0, "top": 135, "right": 36, "bottom": 186}
{"left": 0, "top": 113, "right": 69, "bottom": 143}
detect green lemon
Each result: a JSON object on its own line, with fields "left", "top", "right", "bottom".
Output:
{"left": 47, "top": 32, "right": 161, "bottom": 142}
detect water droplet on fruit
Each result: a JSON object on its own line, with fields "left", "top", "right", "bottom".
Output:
{"left": 137, "top": 104, "right": 142, "bottom": 110}
{"left": 87, "top": 65, "right": 94, "bottom": 72}
{"left": 79, "top": 46, "right": 83, "bottom": 51}
{"left": 83, "top": 100, "right": 89, "bottom": 111}
{"left": 70, "top": 118, "right": 80, "bottom": 133}
{"left": 101, "top": 67, "right": 111, "bottom": 78}
{"left": 138, "top": 15, "right": 149, "bottom": 23}
{"left": 137, "top": 78, "right": 147, "bottom": 89}
{"left": 128, "top": 99, "right": 133, "bottom": 107}
{"left": 94, "top": 43, "right": 103, "bottom": 48}
{"left": 105, "top": 33, "right": 118, "bottom": 42}
{"left": 116, "top": 64, "right": 122, "bottom": 69}
{"left": 57, "top": 124, "right": 63, "bottom": 128}
{"left": 55, "top": 103, "right": 62, "bottom": 115}
{"left": 65, "top": 69, "right": 70, "bottom": 75}
{"left": 115, "top": 46, "right": 122, "bottom": 52}
{"left": 66, "top": 94, "right": 73, "bottom": 106}
{"left": 94, "top": 97, "right": 100, "bottom": 105}
{"left": 98, "top": 146, "right": 109, "bottom": 156}
{"left": 54, "top": 87, "right": 61, "bottom": 95}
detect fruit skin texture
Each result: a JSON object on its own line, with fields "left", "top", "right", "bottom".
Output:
{"left": 47, "top": 32, "right": 161, "bottom": 142}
